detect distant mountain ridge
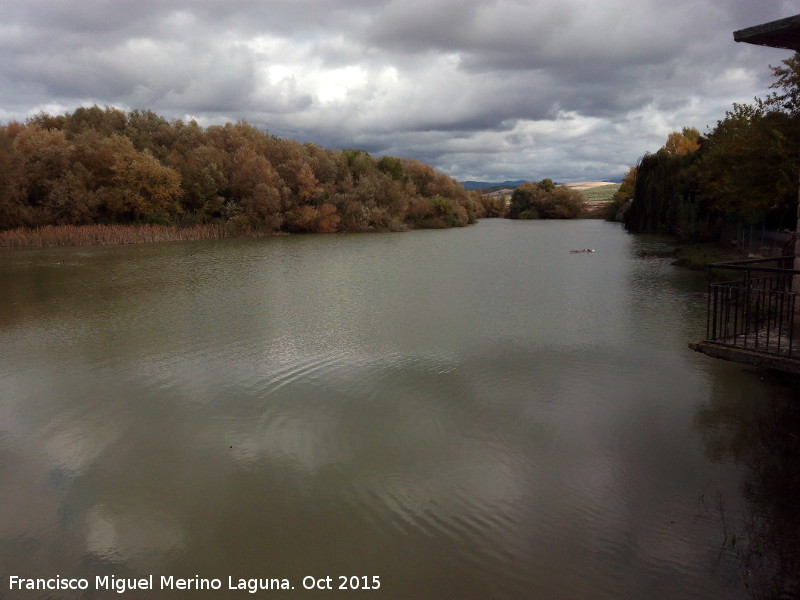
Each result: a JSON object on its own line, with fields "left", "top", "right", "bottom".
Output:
{"left": 460, "top": 178, "right": 622, "bottom": 191}
{"left": 460, "top": 180, "right": 528, "bottom": 190}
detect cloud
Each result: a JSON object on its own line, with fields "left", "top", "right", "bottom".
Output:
{"left": 1, "top": 0, "right": 797, "bottom": 181}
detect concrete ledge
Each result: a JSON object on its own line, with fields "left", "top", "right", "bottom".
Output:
{"left": 689, "top": 340, "right": 800, "bottom": 374}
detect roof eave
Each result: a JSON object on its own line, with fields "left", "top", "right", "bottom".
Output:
{"left": 733, "top": 14, "right": 800, "bottom": 52}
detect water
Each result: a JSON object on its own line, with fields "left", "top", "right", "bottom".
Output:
{"left": 0, "top": 219, "right": 796, "bottom": 599}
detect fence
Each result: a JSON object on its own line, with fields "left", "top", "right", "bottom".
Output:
{"left": 706, "top": 256, "right": 800, "bottom": 358}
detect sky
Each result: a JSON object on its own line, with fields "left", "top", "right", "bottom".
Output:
{"left": 1, "top": 0, "right": 799, "bottom": 183}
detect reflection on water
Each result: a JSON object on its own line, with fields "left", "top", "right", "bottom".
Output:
{"left": 0, "top": 219, "right": 796, "bottom": 599}
{"left": 696, "top": 378, "right": 800, "bottom": 599}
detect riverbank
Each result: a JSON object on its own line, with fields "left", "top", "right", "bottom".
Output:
{"left": 671, "top": 242, "right": 753, "bottom": 269}
{"left": 634, "top": 239, "right": 780, "bottom": 270}
{"left": 0, "top": 223, "right": 270, "bottom": 249}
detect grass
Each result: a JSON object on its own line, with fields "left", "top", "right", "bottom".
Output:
{"left": 578, "top": 184, "right": 620, "bottom": 202}
{"left": 671, "top": 242, "right": 755, "bottom": 270}
{"left": 576, "top": 183, "right": 620, "bottom": 217}
{"left": 0, "top": 223, "right": 277, "bottom": 249}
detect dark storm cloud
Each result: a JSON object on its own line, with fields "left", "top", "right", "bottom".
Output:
{"left": 1, "top": 0, "right": 798, "bottom": 181}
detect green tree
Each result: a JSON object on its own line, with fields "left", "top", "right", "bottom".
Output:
{"left": 697, "top": 103, "right": 797, "bottom": 226}
{"left": 767, "top": 54, "right": 800, "bottom": 115}
{"left": 508, "top": 179, "right": 584, "bottom": 220}
{"left": 377, "top": 156, "right": 409, "bottom": 184}
{"left": 622, "top": 150, "right": 701, "bottom": 237}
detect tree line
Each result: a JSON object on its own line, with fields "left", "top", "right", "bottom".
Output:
{"left": 476, "top": 179, "right": 588, "bottom": 221}
{"left": 506, "top": 178, "right": 585, "bottom": 219}
{"left": 0, "top": 106, "right": 489, "bottom": 235}
{"left": 609, "top": 56, "right": 800, "bottom": 241}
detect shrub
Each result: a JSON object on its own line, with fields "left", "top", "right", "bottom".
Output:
{"left": 508, "top": 180, "right": 585, "bottom": 219}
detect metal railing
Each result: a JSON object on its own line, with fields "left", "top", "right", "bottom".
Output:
{"left": 706, "top": 255, "right": 800, "bottom": 358}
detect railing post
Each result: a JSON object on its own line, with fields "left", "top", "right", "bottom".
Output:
{"left": 793, "top": 168, "right": 800, "bottom": 336}
{"left": 706, "top": 271, "right": 713, "bottom": 340}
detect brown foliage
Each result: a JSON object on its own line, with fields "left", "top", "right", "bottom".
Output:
{"left": 285, "top": 203, "right": 340, "bottom": 233}
{"left": 0, "top": 223, "right": 231, "bottom": 248}
{"left": 662, "top": 128, "right": 701, "bottom": 156}
{"left": 242, "top": 183, "right": 283, "bottom": 231}
{"left": 0, "top": 106, "right": 480, "bottom": 243}
{"left": 509, "top": 180, "right": 585, "bottom": 219}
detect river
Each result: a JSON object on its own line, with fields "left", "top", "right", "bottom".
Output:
{"left": 0, "top": 219, "right": 796, "bottom": 599}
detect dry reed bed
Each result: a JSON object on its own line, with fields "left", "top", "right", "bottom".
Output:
{"left": 0, "top": 224, "right": 265, "bottom": 248}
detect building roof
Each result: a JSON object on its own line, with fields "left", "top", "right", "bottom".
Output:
{"left": 733, "top": 14, "right": 800, "bottom": 52}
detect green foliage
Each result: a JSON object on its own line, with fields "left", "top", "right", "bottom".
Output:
{"left": 377, "top": 156, "right": 409, "bottom": 183}
{"left": 622, "top": 57, "right": 800, "bottom": 240}
{"left": 767, "top": 54, "right": 800, "bottom": 115}
{"left": 622, "top": 150, "right": 705, "bottom": 239}
{"left": 697, "top": 104, "right": 798, "bottom": 226}
{"left": 0, "top": 106, "right": 486, "bottom": 236}
{"left": 537, "top": 178, "right": 556, "bottom": 193}
{"left": 342, "top": 149, "right": 374, "bottom": 181}
{"left": 508, "top": 179, "right": 585, "bottom": 220}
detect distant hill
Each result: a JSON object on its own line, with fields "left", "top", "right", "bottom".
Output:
{"left": 461, "top": 178, "right": 621, "bottom": 191}
{"left": 460, "top": 180, "right": 528, "bottom": 191}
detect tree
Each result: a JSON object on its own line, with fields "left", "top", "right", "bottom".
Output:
{"left": 377, "top": 155, "right": 409, "bottom": 184}
{"left": 0, "top": 122, "right": 28, "bottom": 228}
{"left": 662, "top": 127, "right": 701, "bottom": 156}
{"left": 12, "top": 124, "right": 73, "bottom": 224}
{"left": 603, "top": 165, "right": 636, "bottom": 221}
{"left": 697, "top": 104, "right": 797, "bottom": 227}
{"left": 108, "top": 139, "right": 183, "bottom": 222}
{"left": 508, "top": 179, "right": 584, "bottom": 220}
{"left": 175, "top": 144, "right": 229, "bottom": 219}
{"left": 285, "top": 203, "right": 340, "bottom": 233}
{"left": 0, "top": 106, "right": 482, "bottom": 236}
{"left": 241, "top": 183, "right": 282, "bottom": 231}
{"left": 766, "top": 54, "right": 800, "bottom": 270}
{"left": 623, "top": 150, "right": 701, "bottom": 237}
{"left": 67, "top": 105, "right": 127, "bottom": 137}
{"left": 767, "top": 54, "right": 800, "bottom": 116}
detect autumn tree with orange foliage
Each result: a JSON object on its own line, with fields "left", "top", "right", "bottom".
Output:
{"left": 0, "top": 106, "right": 486, "bottom": 241}
{"left": 662, "top": 127, "right": 701, "bottom": 156}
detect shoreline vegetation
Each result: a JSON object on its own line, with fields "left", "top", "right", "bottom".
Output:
{"left": 0, "top": 181, "right": 618, "bottom": 249}
{"left": 0, "top": 223, "right": 264, "bottom": 249}
{"left": 0, "top": 189, "right": 612, "bottom": 249}
{"left": 609, "top": 56, "right": 800, "bottom": 258}
{"left": 0, "top": 106, "right": 494, "bottom": 248}
{"left": 0, "top": 105, "right": 618, "bottom": 250}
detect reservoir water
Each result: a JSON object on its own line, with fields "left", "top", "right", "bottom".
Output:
{"left": 0, "top": 219, "right": 796, "bottom": 599}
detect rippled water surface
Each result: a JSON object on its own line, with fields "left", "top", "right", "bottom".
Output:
{"left": 0, "top": 219, "right": 796, "bottom": 599}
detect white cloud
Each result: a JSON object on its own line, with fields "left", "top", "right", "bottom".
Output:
{"left": 0, "top": 0, "right": 796, "bottom": 181}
